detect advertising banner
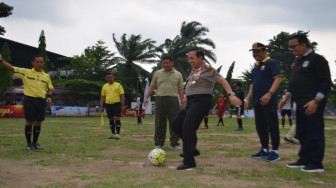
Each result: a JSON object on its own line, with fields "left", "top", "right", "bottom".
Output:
{"left": 51, "top": 106, "right": 89, "bottom": 117}
{"left": 0, "top": 105, "right": 25, "bottom": 118}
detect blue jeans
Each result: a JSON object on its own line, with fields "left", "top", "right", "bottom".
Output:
{"left": 296, "top": 104, "right": 325, "bottom": 166}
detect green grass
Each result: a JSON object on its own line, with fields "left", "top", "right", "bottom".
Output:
{"left": 1, "top": 116, "right": 336, "bottom": 187}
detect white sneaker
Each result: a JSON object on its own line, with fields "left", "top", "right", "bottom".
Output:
{"left": 154, "top": 145, "right": 162, "bottom": 149}
{"left": 170, "top": 145, "right": 181, "bottom": 150}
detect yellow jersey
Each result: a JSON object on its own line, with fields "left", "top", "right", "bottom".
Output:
{"left": 101, "top": 82, "right": 125, "bottom": 104}
{"left": 13, "top": 67, "right": 54, "bottom": 98}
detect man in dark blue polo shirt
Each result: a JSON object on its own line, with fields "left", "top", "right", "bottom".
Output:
{"left": 245, "top": 42, "right": 282, "bottom": 162}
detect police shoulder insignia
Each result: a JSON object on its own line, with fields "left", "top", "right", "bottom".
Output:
{"left": 210, "top": 69, "right": 215, "bottom": 75}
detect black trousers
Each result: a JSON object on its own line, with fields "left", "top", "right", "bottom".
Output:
{"left": 296, "top": 104, "right": 325, "bottom": 166}
{"left": 254, "top": 104, "right": 280, "bottom": 150}
{"left": 172, "top": 94, "right": 212, "bottom": 165}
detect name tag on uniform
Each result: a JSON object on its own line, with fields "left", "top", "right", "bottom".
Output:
{"left": 261, "top": 65, "right": 265, "bottom": 70}
{"left": 302, "top": 61, "right": 310, "bottom": 68}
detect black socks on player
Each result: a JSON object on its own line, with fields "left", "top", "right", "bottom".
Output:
{"left": 25, "top": 125, "right": 41, "bottom": 144}
{"left": 25, "top": 125, "right": 32, "bottom": 144}
{"left": 116, "top": 120, "right": 121, "bottom": 134}
{"left": 110, "top": 120, "right": 116, "bottom": 134}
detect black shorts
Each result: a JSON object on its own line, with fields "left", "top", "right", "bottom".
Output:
{"left": 23, "top": 95, "right": 47, "bottom": 122}
{"left": 105, "top": 102, "right": 121, "bottom": 118}
{"left": 281, "top": 109, "right": 292, "bottom": 117}
{"left": 236, "top": 106, "right": 244, "bottom": 116}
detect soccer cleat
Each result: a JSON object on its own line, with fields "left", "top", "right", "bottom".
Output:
{"left": 170, "top": 145, "right": 181, "bottom": 150}
{"left": 33, "top": 143, "right": 44, "bottom": 150}
{"left": 266, "top": 151, "right": 280, "bottom": 162}
{"left": 27, "top": 143, "right": 35, "bottom": 150}
{"left": 220, "top": 123, "right": 224, "bottom": 126}
{"left": 107, "top": 134, "right": 116, "bottom": 139}
{"left": 251, "top": 149, "right": 268, "bottom": 158}
{"left": 234, "top": 127, "right": 243, "bottom": 131}
{"left": 201, "top": 126, "right": 208, "bottom": 129}
{"left": 286, "top": 161, "right": 306, "bottom": 169}
{"left": 283, "top": 137, "right": 295, "bottom": 144}
{"left": 301, "top": 164, "right": 324, "bottom": 173}
{"left": 115, "top": 134, "right": 120, "bottom": 140}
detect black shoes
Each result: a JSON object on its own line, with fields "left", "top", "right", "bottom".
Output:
{"left": 27, "top": 143, "right": 35, "bottom": 150}
{"left": 179, "top": 148, "right": 200, "bottom": 157}
{"left": 27, "top": 143, "right": 44, "bottom": 150}
{"left": 177, "top": 163, "right": 196, "bottom": 170}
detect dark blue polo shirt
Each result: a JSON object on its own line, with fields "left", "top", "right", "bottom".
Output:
{"left": 252, "top": 57, "right": 281, "bottom": 105}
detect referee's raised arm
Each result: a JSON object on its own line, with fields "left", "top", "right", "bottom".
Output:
{"left": 0, "top": 53, "right": 14, "bottom": 71}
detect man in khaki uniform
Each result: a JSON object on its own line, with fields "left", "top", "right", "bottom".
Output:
{"left": 0, "top": 54, "right": 53, "bottom": 150}
{"left": 172, "top": 49, "right": 242, "bottom": 170}
{"left": 144, "top": 55, "right": 184, "bottom": 150}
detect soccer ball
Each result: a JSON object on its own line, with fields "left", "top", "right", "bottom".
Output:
{"left": 148, "top": 148, "right": 166, "bottom": 166}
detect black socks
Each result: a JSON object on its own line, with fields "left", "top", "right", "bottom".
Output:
{"left": 25, "top": 125, "right": 32, "bottom": 144}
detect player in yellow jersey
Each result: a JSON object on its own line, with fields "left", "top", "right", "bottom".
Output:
{"left": 0, "top": 54, "right": 53, "bottom": 150}
{"left": 100, "top": 73, "right": 125, "bottom": 140}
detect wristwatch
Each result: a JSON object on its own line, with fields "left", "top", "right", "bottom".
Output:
{"left": 228, "top": 92, "right": 235, "bottom": 96}
{"left": 268, "top": 91, "right": 274, "bottom": 95}
{"left": 313, "top": 98, "right": 320, "bottom": 104}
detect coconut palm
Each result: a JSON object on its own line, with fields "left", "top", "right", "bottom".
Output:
{"left": 158, "top": 21, "right": 217, "bottom": 79}
{"left": 112, "top": 33, "right": 160, "bottom": 106}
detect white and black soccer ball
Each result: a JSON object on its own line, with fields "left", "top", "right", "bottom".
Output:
{"left": 148, "top": 148, "right": 166, "bottom": 166}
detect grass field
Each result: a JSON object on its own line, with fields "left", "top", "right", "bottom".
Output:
{"left": 0, "top": 116, "right": 335, "bottom": 188}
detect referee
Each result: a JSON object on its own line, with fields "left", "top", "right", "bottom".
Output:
{"left": 172, "top": 49, "right": 242, "bottom": 170}
{"left": 0, "top": 54, "right": 53, "bottom": 150}
{"left": 100, "top": 72, "right": 125, "bottom": 140}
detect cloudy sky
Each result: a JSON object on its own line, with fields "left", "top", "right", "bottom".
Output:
{"left": 1, "top": 0, "right": 336, "bottom": 80}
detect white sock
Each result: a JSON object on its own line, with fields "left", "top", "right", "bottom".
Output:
{"left": 272, "top": 150, "right": 278, "bottom": 154}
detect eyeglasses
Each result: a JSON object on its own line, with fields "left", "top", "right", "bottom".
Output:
{"left": 288, "top": 43, "right": 302, "bottom": 50}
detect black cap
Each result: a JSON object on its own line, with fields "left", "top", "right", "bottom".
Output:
{"left": 249, "top": 42, "right": 266, "bottom": 51}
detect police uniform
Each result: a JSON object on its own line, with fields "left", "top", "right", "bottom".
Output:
{"left": 172, "top": 63, "right": 221, "bottom": 166}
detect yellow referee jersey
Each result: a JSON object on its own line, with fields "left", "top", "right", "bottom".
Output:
{"left": 101, "top": 82, "right": 125, "bottom": 104}
{"left": 13, "top": 67, "right": 54, "bottom": 99}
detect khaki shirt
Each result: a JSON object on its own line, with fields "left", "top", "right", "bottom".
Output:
{"left": 150, "top": 68, "right": 183, "bottom": 97}
{"left": 13, "top": 67, "right": 54, "bottom": 98}
{"left": 101, "top": 82, "right": 125, "bottom": 104}
{"left": 185, "top": 63, "right": 222, "bottom": 96}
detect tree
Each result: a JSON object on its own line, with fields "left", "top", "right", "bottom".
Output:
{"left": 112, "top": 33, "right": 159, "bottom": 106}
{"left": 0, "top": 2, "right": 13, "bottom": 35}
{"left": 54, "top": 40, "right": 115, "bottom": 104}
{"left": 60, "top": 40, "right": 115, "bottom": 81}
{"left": 158, "top": 21, "right": 217, "bottom": 79}
{"left": 0, "top": 42, "right": 12, "bottom": 99}
{"left": 180, "top": 21, "right": 216, "bottom": 64}
{"left": 38, "top": 30, "right": 50, "bottom": 72}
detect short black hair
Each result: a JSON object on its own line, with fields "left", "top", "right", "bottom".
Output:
{"left": 189, "top": 48, "right": 205, "bottom": 59}
{"left": 235, "top": 82, "right": 242, "bottom": 87}
{"left": 290, "top": 33, "right": 310, "bottom": 47}
{"left": 31, "top": 54, "right": 44, "bottom": 62}
{"left": 106, "top": 72, "right": 114, "bottom": 76}
{"left": 161, "top": 55, "right": 174, "bottom": 61}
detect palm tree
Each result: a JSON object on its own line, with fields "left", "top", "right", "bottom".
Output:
{"left": 180, "top": 21, "right": 216, "bottom": 64}
{"left": 158, "top": 21, "right": 217, "bottom": 79}
{"left": 112, "top": 33, "right": 160, "bottom": 106}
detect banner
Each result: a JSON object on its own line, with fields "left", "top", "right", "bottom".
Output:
{"left": 123, "top": 109, "right": 145, "bottom": 117}
{"left": 51, "top": 106, "right": 89, "bottom": 116}
{"left": 0, "top": 105, "right": 25, "bottom": 118}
